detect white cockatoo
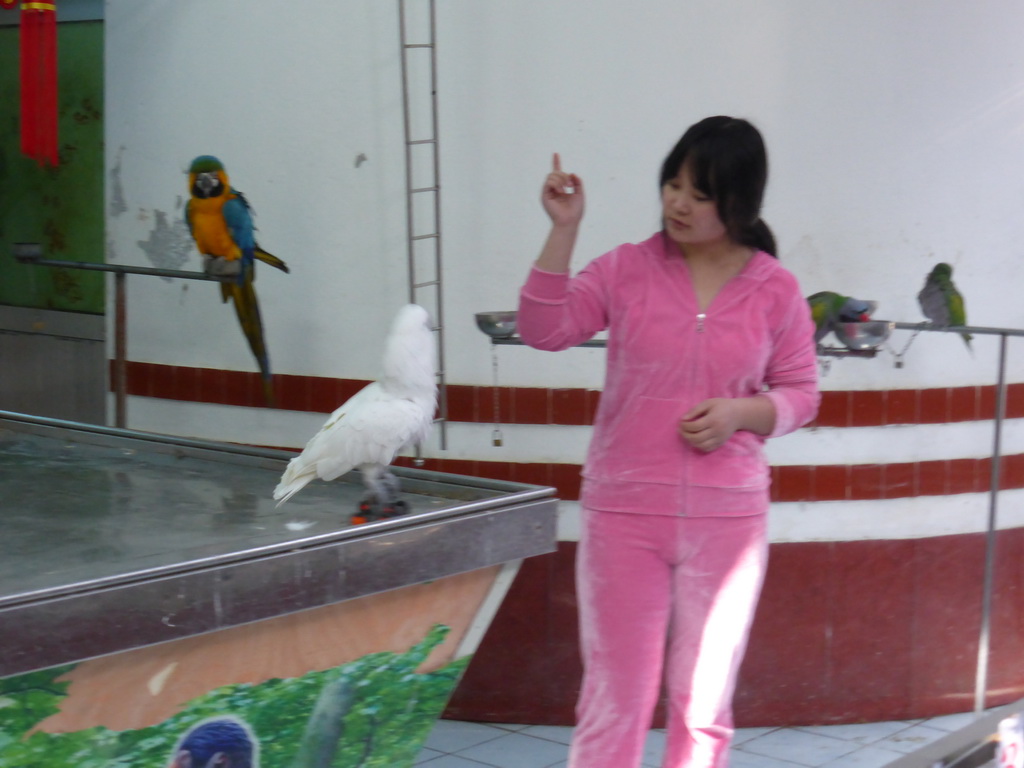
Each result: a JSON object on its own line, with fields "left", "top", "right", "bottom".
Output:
{"left": 273, "top": 304, "right": 437, "bottom": 522}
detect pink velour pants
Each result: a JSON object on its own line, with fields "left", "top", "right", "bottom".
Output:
{"left": 569, "top": 508, "right": 769, "bottom": 768}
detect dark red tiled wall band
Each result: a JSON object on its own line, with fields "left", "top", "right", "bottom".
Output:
{"left": 395, "top": 454, "right": 1024, "bottom": 504}
{"left": 116, "top": 361, "right": 1024, "bottom": 502}
{"left": 114, "top": 361, "right": 1024, "bottom": 427}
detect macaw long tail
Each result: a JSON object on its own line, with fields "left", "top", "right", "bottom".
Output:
{"left": 255, "top": 247, "right": 289, "bottom": 273}
{"left": 226, "top": 280, "right": 275, "bottom": 406}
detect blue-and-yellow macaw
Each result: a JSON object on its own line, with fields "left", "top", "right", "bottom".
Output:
{"left": 185, "top": 155, "right": 289, "bottom": 404}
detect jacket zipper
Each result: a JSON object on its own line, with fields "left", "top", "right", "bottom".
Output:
{"left": 681, "top": 311, "right": 708, "bottom": 515}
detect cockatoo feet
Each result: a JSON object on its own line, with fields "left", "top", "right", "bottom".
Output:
{"left": 351, "top": 493, "right": 379, "bottom": 525}
{"left": 381, "top": 499, "right": 409, "bottom": 518}
{"left": 350, "top": 495, "right": 410, "bottom": 525}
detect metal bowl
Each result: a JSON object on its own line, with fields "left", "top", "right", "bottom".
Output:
{"left": 475, "top": 311, "right": 518, "bottom": 339}
{"left": 833, "top": 320, "right": 892, "bottom": 351}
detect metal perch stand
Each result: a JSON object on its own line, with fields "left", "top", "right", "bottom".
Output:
{"left": 478, "top": 311, "right": 1023, "bottom": 715}
{"left": 13, "top": 242, "right": 234, "bottom": 430}
{"left": 878, "top": 317, "right": 1017, "bottom": 714}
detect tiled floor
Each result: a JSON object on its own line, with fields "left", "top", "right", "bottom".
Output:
{"left": 415, "top": 711, "right": 984, "bottom": 768}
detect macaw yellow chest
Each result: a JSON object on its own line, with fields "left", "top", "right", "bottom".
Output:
{"left": 189, "top": 198, "right": 242, "bottom": 260}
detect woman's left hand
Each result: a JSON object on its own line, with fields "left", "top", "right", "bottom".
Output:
{"left": 679, "top": 398, "right": 740, "bottom": 452}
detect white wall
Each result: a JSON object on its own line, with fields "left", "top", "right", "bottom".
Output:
{"left": 438, "top": 0, "right": 1024, "bottom": 391}
{"left": 106, "top": 1, "right": 1024, "bottom": 472}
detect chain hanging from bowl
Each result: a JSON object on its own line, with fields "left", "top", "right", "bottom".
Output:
{"left": 475, "top": 311, "right": 519, "bottom": 447}
{"left": 883, "top": 325, "right": 923, "bottom": 369}
{"left": 491, "top": 344, "right": 503, "bottom": 446}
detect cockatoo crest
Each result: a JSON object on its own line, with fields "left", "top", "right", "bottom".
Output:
{"left": 380, "top": 304, "right": 438, "bottom": 399}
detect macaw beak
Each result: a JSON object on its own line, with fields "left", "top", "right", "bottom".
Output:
{"left": 193, "top": 171, "right": 221, "bottom": 199}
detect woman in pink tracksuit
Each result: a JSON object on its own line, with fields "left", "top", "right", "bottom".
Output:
{"left": 517, "top": 116, "right": 820, "bottom": 768}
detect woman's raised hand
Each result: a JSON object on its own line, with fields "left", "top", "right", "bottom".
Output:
{"left": 541, "top": 153, "right": 585, "bottom": 227}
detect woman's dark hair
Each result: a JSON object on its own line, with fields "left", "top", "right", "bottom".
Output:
{"left": 659, "top": 116, "right": 777, "bottom": 257}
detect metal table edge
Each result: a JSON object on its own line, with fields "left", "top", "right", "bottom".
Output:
{"left": 0, "top": 496, "right": 559, "bottom": 678}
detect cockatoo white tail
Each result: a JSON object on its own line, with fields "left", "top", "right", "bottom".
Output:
{"left": 273, "top": 304, "right": 437, "bottom": 522}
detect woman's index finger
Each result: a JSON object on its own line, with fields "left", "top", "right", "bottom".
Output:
{"left": 552, "top": 152, "right": 561, "bottom": 172}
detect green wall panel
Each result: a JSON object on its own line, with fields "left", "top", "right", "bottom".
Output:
{"left": 0, "top": 21, "right": 104, "bottom": 314}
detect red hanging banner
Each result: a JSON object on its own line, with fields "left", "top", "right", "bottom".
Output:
{"left": 19, "top": 1, "right": 58, "bottom": 166}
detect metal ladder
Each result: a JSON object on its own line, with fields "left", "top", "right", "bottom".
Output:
{"left": 398, "top": 0, "right": 447, "bottom": 450}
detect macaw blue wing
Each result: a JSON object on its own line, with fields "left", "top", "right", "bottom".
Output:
{"left": 223, "top": 192, "right": 256, "bottom": 278}
{"left": 223, "top": 191, "right": 255, "bottom": 249}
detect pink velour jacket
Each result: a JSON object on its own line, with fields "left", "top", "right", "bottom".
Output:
{"left": 518, "top": 231, "right": 820, "bottom": 516}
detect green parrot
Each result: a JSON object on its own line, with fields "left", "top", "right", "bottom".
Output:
{"left": 184, "top": 155, "right": 289, "bottom": 404}
{"left": 917, "top": 262, "right": 971, "bottom": 350}
{"left": 807, "top": 291, "right": 874, "bottom": 343}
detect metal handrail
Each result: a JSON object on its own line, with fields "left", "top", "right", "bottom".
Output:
{"left": 883, "top": 319, "right": 1024, "bottom": 338}
{"left": 489, "top": 319, "right": 1024, "bottom": 345}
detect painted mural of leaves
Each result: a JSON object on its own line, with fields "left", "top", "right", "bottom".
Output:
{"left": 0, "top": 624, "right": 469, "bottom": 768}
{"left": 0, "top": 664, "right": 74, "bottom": 737}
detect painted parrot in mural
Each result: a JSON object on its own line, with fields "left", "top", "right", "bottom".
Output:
{"left": 806, "top": 291, "right": 875, "bottom": 343}
{"left": 169, "top": 717, "right": 256, "bottom": 768}
{"left": 185, "top": 155, "right": 289, "bottom": 404}
{"left": 273, "top": 304, "right": 437, "bottom": 525}
{"left": 917, "top": 262, "right": 972, "bottom": 350}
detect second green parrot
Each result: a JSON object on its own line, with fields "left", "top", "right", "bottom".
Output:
{"left": 185, "top": 155, "right": 289, "bottom": 404}
{"left": 917, "top": 262, "right": 971, "bottom": 350}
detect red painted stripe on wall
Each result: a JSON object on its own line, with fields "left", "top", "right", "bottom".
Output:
{"left": 114, "top": 361, "right": 1024, "bottom": 502}
{"left": 113, "top": 361, "right": 1024, "bottom": 427}
{"left": 394, "top": 454, "right": 1024, "bottom": 503}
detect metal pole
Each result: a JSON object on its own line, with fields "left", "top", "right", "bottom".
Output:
{"left": 13, "top": 254, "right": 228, "bottom": 282}
{"left": 975, "top": 332, "right": 1009, "bottom": 713}
{"left": 114, "top": 271, "right": 127, "bottom": 429}
{"left": 398, "top": 0, "right": 448, "bottom": 451}
{"left": 397, "top": 0, "right": 415, "bottom": 305}
{"left": 427, "top": 0, "right": 448, "bottom": 451}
